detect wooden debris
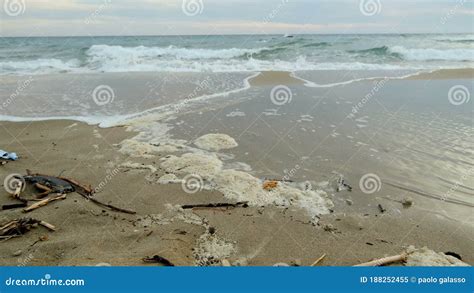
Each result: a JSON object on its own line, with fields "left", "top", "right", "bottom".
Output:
{"left": 377, "top": 204, "right": 386, "bottom": 213}
{"left": 38, "top": 221, "right": 56, "bottom": 231}
{"left": 181, "top": 201, "right": 249, "bottom": 210}
{"left": 59, "top": 176, "right": 94, "bottom": 196}
{"left": 2, "top": 202, "right": 28, "bottom": 210}
{"left": 142, "top": 255, "right": 175, "bottom": 266}
{"left": 354, "top": 253, "right": 407, "bottom": 266}
{"left": 24, "top": 171, "right": 134, "bottom": 214}
{"left": 0, "top": 218, "right": 55, "bottom": 240}
{"left": 33, "top": 183, "right": 53, "bottom": 198}
{"left": 23, "top": 194, "right": 66, "bottom": 212}
{"left": 80, "top": 193, "right": 136, "bottom": 214}
{"left": 310, "top": 253, "right": 327, "bottom": 266}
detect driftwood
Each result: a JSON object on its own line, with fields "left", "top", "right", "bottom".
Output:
{"left": 311, "top": 253, "right": 327, "bottom": 266}
{"left": 142, "top": 255, "right": 175, "bottom": 266}
{"left": 23, "top": 194, "right": 66, "bottom": 212}
{"left": 354, "top": 253, "right": 407, "bottom": 266}
{"left": 0, "top": 218, "right": 55, "bottom": 240}
{"left": 2, "top": 202, "right": 28, "bottom": 210}
{"left": 80, "top": 193, "right": 136, "bottom": 214}
{"left": 33, "top": 183, "right": 53, "bottom": 198}
{"left": 24, "top": 171, "right": 134, "bottom": 214}
{"left": 59, "top": 176, "right": 93, "bottom": 196}
{"left": 181, "top": 201, "right": 249, "bottom": 210}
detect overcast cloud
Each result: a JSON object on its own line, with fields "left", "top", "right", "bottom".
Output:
{"left": 0, "top": 0, "right": 472, "bottom": 36}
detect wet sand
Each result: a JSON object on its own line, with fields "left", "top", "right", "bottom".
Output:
{"left": 0, "top": 69, "right": 472, "bottom": 266}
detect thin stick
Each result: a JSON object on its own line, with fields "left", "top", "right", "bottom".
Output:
{"left": 39, "top": 220, "right": 56, "bottom": 231}
{"left": 80, "top": 193, "right": 136, "bottom": 214}
{"left": 354, "top": 253, "right": 407, "bottom": 267}
{"left": 23, "top": 194, "right": 66, "bottom": 212}
{"left": 311, "top": 253, "right": 326, "bottom": 266}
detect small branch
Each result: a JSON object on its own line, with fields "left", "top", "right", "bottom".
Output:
{"left": 181, "top": 201, "right": 249, "bottom": 210}
{"left": 80, "top": 193, "right": 136, "bottom": 214}
{"left": 311, "top": 253, "right": 326, "bottom": 266}
{"left": 354, "top": 253, "right": 407, "bottom": 266}
{"left": 23, "top": 194, "right": 66, "bottom": 212}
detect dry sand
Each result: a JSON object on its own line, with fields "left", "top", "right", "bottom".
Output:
{"left": 0, "top": 120, "right": 472, "bottom": 266}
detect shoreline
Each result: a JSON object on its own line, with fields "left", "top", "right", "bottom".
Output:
{"left": 0, "top": 68, "right": 472, "bottom": 266}
{"left": 0, "top": 68, "right": 472, "bottom": 126}
{"left": 0, "top": 118, "right": 472, "bottom": 266}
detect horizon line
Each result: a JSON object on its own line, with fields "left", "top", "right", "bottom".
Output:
{"left": 2, "top": 32, "right": 472, "bottom": 38}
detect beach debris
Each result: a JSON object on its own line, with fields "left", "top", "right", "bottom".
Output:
{"left": 377, "top": 204, "right": 386, "bottom": 213}
{"left": 263, "top": 180, "right": 278, "bottom": 191}
{"left": 401, "top": 197, "right": 413, "bottom": 208}
{"left": 2, "top": 202, "right": 28, "bottom": 210}
{"left": 0, "top": 218, "right": 55, "bottom": 241}
{"left": 354, "top": 253, "right": 407, "bottom": 267}
{"left": 142, "top": 255, "right": 175, "bottom": 266}
{"left": 444, "top": 251, "right": 462, "bottom": 261}
{"left": 334, "top": 173, "right": 352, "bottom": 192}
{"left": 311, "top": 253, "right": 327, "bottom": 266}
{"left": 405, "top": 246, "right": 469, "bottom": 266}
{"left": 80, "top": 193, "right": 136, "bottom": 214}
{"left": 23, "top": 194, "right": 66, "bottom": 212}
{"left": 345, "top": 199, "right": 353, "bottom": 205}
{"left": 181, "top": 201, "right": 249, "bottom": 210}
{"left": 0, "top": 160, "right": 8, "bottom": 166}
{"left": 323, "top": 223, "right": 337, "bottom": 232}
{"left": 194, "top": 133, "right": 238, "bottom": 151}
{"left": 0, "top": 149, "right": 18, "bottom": 161}
{"left": 7, "top": 171, "right": 134, "bottom": 214}
{"left": 354, "top": 246, "right": 470, "bottom": 267}
{"left": 24, "top": 173, "right": 74, "bottom": 197}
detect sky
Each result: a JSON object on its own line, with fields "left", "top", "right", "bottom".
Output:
{"left": 0, "top": 0, "right": 473, "bottom": 37}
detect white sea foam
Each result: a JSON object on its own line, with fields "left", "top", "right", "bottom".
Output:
{"left": 389, "top": 46, "right": 474, "bottom": 61}
{"left": 0, "top": 58, "right": 83, "bottom": 75}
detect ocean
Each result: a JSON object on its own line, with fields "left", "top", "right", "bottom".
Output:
{"left": 1, "top": 34, "right": 473, "bottom": 75}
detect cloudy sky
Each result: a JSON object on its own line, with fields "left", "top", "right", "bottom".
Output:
{"left": 0, "top": 0, "right": 472, "bottom": 36}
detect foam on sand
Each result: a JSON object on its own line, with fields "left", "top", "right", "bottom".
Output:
{"left": 194, "top": 133, "right": 238, "bottom": 151}
{"left": 405, "top": 246, "right": 469, "bottom": 266}
{"left": 160, "top": 153, "right": 223, "bottom": 179}
{"left": 159, "top": 148, "right": 333, "bottom": 220}
{"left": 194, "top": 232, "right": 236, "bottom": 266}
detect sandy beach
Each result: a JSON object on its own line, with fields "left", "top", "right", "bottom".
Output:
{"left": 0, "top": 69, "right": 472, "bottom": 266}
